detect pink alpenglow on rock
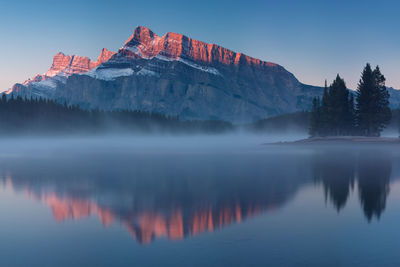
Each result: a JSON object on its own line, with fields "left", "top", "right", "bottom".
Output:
{"left": 12, "top": 48, "right": 116, "bottom": 90}
{"left": 122, "top": 26, "right": 278, "bottom": 67}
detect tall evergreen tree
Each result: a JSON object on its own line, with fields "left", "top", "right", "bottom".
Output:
{"left": 319, "top": 80, "right": 330, "bottom": 136}
{"left": 309, "top": 97, "right": 320, "bottom": 137}
{"left": 309, "top": 76, "right": 355, "bottom": 137}
{"left": 348, "top": 93, "right": 355, "bottom": 135}
{"left": 373, "top": 66, "right": 391, "bottom": 134}
{"left": 328, "top": 75, "right": 352, "bottom": 135}
{"left": 356, "top": 64, "right": 391, "bottom": 136}
{"left": 356, "top": 63, "right": 375, "bottom": 136}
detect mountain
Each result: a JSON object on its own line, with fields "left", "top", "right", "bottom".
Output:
{"left": 387, "top": 87, "right": 400, "bottom": 109}
{"left": 8, "top": 48, "right": 115, "bottom": 98}
{"left": 347, "top": 87, "right": 400, "bottom": 109}
{"left": 7, "top": 26, "right": 323, "bottom": 123}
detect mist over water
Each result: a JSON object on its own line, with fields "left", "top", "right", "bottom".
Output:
{"left": 0, "top": 132, "right": 306, "bottom": 156}
{"left": 1, "top": 134, "right": 400, "bottom": 266}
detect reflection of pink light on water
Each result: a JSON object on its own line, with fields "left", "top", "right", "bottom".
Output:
{"left": 41, "top": 193, "right": 115, "bottom": 226}
{"left": 4, "top": 176, "right": 14, "bottom": 191}
{"left": 169, "top": 210, "right": 184, "bottom": 240}
{"left": 3, "top": 179, "right": 267, "bottom": 244}
{"left": 40, "top": 195, "right": 262, "bottom": 244}
{"left": 1, "top": 179, "right": 116, "bottom": 227}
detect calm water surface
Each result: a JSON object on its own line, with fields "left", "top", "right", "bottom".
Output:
{"left": 1, "top": 136, "right": 400, "bottom": 267}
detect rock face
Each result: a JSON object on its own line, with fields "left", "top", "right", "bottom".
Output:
{"left": 7, "top": 26, "right": 323, "bottom": 123}
{"left": 123, "top": 26, "right": 278, "bottom": 67}
{"left": 45, "top": 52, "right": 95, "bottom": 77}
{"left": 8, "top": 48, "right": 115, "bottom": 98}
{"left": 96, "top": 48, "right": 116, "bottom": 66}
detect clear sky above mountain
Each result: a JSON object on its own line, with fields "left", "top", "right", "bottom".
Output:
{"left": 0, "top": 0, "right": 399, "bottom": 91}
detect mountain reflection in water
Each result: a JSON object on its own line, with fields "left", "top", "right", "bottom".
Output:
{"left": 0, "top": 145, "right": 397, "bottom": 244}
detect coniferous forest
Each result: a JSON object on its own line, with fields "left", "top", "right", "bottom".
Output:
{"left": 0, "top": 94, "right": 233, "bottom": 135}
{"left": 309, "top": 64, "right": 391, "bottom": 137}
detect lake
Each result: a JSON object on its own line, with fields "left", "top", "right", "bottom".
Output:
{"left": 1, "top": 136, "right": 400, "bottom": 267}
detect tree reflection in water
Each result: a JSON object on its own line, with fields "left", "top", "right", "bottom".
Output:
{"left": 313, "top": 149, "right": 391, "bottom": 221}
{"left": 358, "top": 153, "right": 391, "bottom": 221}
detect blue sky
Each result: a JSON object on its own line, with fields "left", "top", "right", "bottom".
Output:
{"left": 0, "top": 0, "right": 399, "bottom": 91}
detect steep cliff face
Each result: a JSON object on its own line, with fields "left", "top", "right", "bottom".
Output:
{"left": 122, "top": 26, "right": 277, "bottom": 67}
{"left": 7, "top": 48, "right": 116, "bottom": 98}
{"left": 6, "top": 26, "right": 323, "bottom": 123}
{"left": 96, "top": 48, "right": 116, "bottom": 66}
{"left": 45, "top": 52, "right": 95, "bottom": 77}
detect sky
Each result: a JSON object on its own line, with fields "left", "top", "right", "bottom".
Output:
{"left": 0, "top": 0, "right": 399, "bottom": 91}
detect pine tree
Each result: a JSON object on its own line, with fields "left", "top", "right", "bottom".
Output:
{"left": 373, "top": 66, "right": 391, "bottom": 134}
{"left": 356, "top": 64, "right": 391, "bottom": 136}
{"left": 348, "top": 93, "right": 355, "bottom": 135}
{"left": 320, "top": 80, "right": 330, "bottom": 136}
{"left": 309, "top": 77, "right": 355, "bottom": 137}
{"left": 309, "top": 97, "right": 320, "bottom": 137}
{"left": 356, "top": 64, "right": 375, "bottom": 136}
{"left": 328, "top": 75, "right": 350, "bottom": 135}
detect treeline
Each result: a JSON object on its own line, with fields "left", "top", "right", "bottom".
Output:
{"left": 309, "top": 63, "right": 391, "bottom": 137}
{"left": 0, "top": 95, "right": 233, "bottom": 135}
{"left": 248, "top": 111, "right": 310, "bottom": 133}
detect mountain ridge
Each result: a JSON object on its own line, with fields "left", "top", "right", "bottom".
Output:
{"left": 7, "top": 48, "right": 116, "bottom": 96}
{"left": 6, "top": 26, "right": 400, "bottom": 123}
{"left": 122, "top": 26, "right": 280, "bottom": 68}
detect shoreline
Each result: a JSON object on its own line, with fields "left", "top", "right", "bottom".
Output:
{"left": 267, "top": 136, "right": 400, "bottom": 145}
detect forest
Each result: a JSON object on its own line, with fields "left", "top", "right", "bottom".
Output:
{"left": 309, "top": 64, "right": 392, "bottom": 137}
{"left": 0, "top": 94, "right": 233, "bottom": 135}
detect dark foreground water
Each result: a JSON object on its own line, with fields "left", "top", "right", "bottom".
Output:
{"left": 1, "top": 136, "right": 400, "bottom": 267}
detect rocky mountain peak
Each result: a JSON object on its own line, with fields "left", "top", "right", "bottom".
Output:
{"left": 8, "top": 48, "right": 116, "bottom": 95}
{"left": 124, "top": 26, "right": 159, "bottom": 47}
{"left": 96, "top": 48, "right": 116, "bottom": 65}
{"left": 45, "top": 52, "right": 95, "bottom": 77}
{"left": 121, "top": 26, "right": 279, "bottom": 68}
{"left": 44, "top": 48, "right": 115, "bottom": 78}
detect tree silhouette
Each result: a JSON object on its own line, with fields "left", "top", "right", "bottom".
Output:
{"left": 309, "top": 75, "right": 354, "bottom": 136}
{"left": 358, "top": 153, "right": 391, "bottom": 221}
{"left": 356, "top": 64, "right": 391, "bottom": 136}
{"left": 309, "top": 97, "right": 320, "bottom": 137}
{"left": 309, "top": 64, "right": 391, "bottom": 137}
{"left": 313, "top": 152, "right": 356, "bottom": 211}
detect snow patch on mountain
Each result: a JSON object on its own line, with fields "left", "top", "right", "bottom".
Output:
{"left": 136, "top": 68, "right": 158, "bottom": 76}
{"left": 178, "top": 58, "right": 221, "bottom": 75}
{"left": 31, "top": 79, "right": 57, "bottom": 89}
{"left": 123, "top": 46, "right": 221, "bottom": 75}
{"left": 124, "top": 46, "right": 148, "bottom": 59}
{"left": 83, "top": 68, "right": 134, "bottom": 81}
{"left": 154, "top": 55, "right": 173, "bottom": 62}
